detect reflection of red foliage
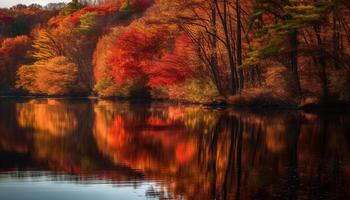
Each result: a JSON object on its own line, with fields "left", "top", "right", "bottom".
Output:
{"left": 95, "top": 108, "right": 198, "bottom": 172}
{"left": 175, "top": 141, "right": 196, "bottom": 164}
{"left": 108, "top": 116, "right": 128, "bottom": 149}
{"left": 147, "top": 117, "right": 174, "bottom": 127}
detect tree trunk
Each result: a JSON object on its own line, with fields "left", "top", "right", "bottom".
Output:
{"left": 314, "top": 25, "right": 329, "bottom": 104}
{"left": 289, "top": 30, "right": 301, "bottom": 96}
{"left": 333, "top": 13, "right": 340, "bottom": 70}
{"left": 236, "top": 0, "right": 244, "bottom": 91}
{"left": 210, "top": 2, "right": 223, "bottom": 95}
{"left": 215, "top": 0, "right": 238, "bottom": 95}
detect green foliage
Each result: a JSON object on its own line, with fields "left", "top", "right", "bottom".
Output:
{"left": 78, "top": 12, "right": 97, "bottom": 34}
{"left": 120, "top": 0, "right": 133, "bottom": 12}
{"left": 169, "top": 77, "right": 219, "bottom": 103}
{"left": 60, "top": 0, "right": 84, "bottom": 16}
{"left": 253, "top": 41, "right": 283, "bottom": 59}
{"left": 247, "top": 0, "right": 337, "bottom": 67}
{"left": 117, "top": 0, "right": 134, "bottom": 19}
{"left": 94, "top": 76, "right": 118, "bottom": 97}
{"left": 184, "top": 78, "right": 219, "bottom": 102}
{"left": 95, "top": 76, "right": 151, "bottom": 98}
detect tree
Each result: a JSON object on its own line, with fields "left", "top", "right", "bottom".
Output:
{"left": 32, "top": 28, "right": 65, "bottom": 61}
{"left": 60, "top": 0, "right": 85, "bottom": 16}
{"left": 9, "top": 15, "right": 30, "bottom": 36}
{"left": 36, "top": 57, "right": 82, "bottom": 95}
{"left": 147, "top": 35, "right": 194, "bottom": 87}
{"left": 214, "top": 0, "right": 239, "bottom": 95}
{"left": 248, "top": 0, "right": 335, "bottom": 96}
{"left": 0, "top": 13, "right": 15, "bottom": 37}
{"left": 0, "top": 36, "right": 31, "bottom": 93}
{"left": 78, "top": 12, "right": 97, "bottom": 33}
{"left": 108, "top": 28, "right": 167, "bottom": 85}
{"left": 17, "top": 56, "right": 85, "bottom": 95}
{"left": 236, "top": 0, "right": 244, "bottom": 90}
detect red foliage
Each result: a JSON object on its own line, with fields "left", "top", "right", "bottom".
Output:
{"left": 107, "top": 29, "right": 165, "bottom": 85}
{"left": 48, "top": 3, "right": 121, "bottom": 26}
{"left": 0, "top": 13, "right": 15, "bottom": 22}
{"left": 0, "top": 36, "right": 31, "bottom": 59}
{"left": 147, "top": 54, "right": 191, "bottom": 87}
{"left": 173, "top": 34, "right": 193, "bottom": 54}
{"left": 131, "top": 0, "right": 154, "bottom": 13}
{"left": 147, "top": 34, "right": 193, "bottom": 87}
{"left": 0, "top": 13, "right": 15, "bottom": 36}
{"left": 68, "top": 3, "right": 121, "bottom": 24}
{"left": 0, "top": 36, "right": 31, "bottom": 89}
{"left": 49, "top": 0, "right": 154, "bottom": 26}
{"left": 107, "top": 30, "right": 193, "bottom": 88}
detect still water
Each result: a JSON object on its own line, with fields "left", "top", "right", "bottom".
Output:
{"left": 0, "top": 99, "right": 349, "bottom": 200}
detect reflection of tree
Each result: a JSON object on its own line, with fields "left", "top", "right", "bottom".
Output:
{"left": 16, "top": 99, "right": 78, "bottom": 136}
{"left": 0, "top": 100, "right": 33, "bottom": 159}
{"left": 92, "top": 103, "right": 350, "bottom": 200}
{"left": 226, "top": 111, "right": 350, "bottom": 200}
{"left": 0, "top": 99, "right": 144, "bottom": 182}
{"left": 93, "top": 100, "right": 223, "bottom": 199}
{"left": 94, "top": 101, "right": 198, "bottom": 169}
{"left": 1, "top": 100, "right": 350, "bottom": 200}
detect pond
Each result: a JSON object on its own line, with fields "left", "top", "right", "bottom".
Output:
{"left": 0, "top": 99, "right": 349, "bottom": 200}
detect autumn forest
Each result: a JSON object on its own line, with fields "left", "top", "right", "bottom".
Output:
{"left": 1, "top": 0, "right": 350, "bottom": 106}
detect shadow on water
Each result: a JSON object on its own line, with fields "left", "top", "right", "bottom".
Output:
{"left": 0, "top": 99, "right": 349, "bottom": 199}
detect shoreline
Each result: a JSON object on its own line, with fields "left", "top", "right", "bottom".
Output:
{"left": 1, "top": 95, "right": 349, "bottom": 111}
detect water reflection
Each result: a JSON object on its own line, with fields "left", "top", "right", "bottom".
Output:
{"left": 0, "top": 99, "right": 349, "bottom": 200}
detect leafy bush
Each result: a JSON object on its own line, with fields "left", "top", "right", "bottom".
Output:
{"left": 169, "top": 77, "right": 219, "bottom": 103}
{"left": 228, "top": 88, "right": 295, "bottom": 107}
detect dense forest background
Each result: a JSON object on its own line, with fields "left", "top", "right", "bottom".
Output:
{"left": 0, "top": 0, "right": 349, "bottom": 106}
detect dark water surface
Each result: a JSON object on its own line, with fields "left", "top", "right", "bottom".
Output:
{"left": 0, "top": 99, "right": 349, "bottom": 200}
